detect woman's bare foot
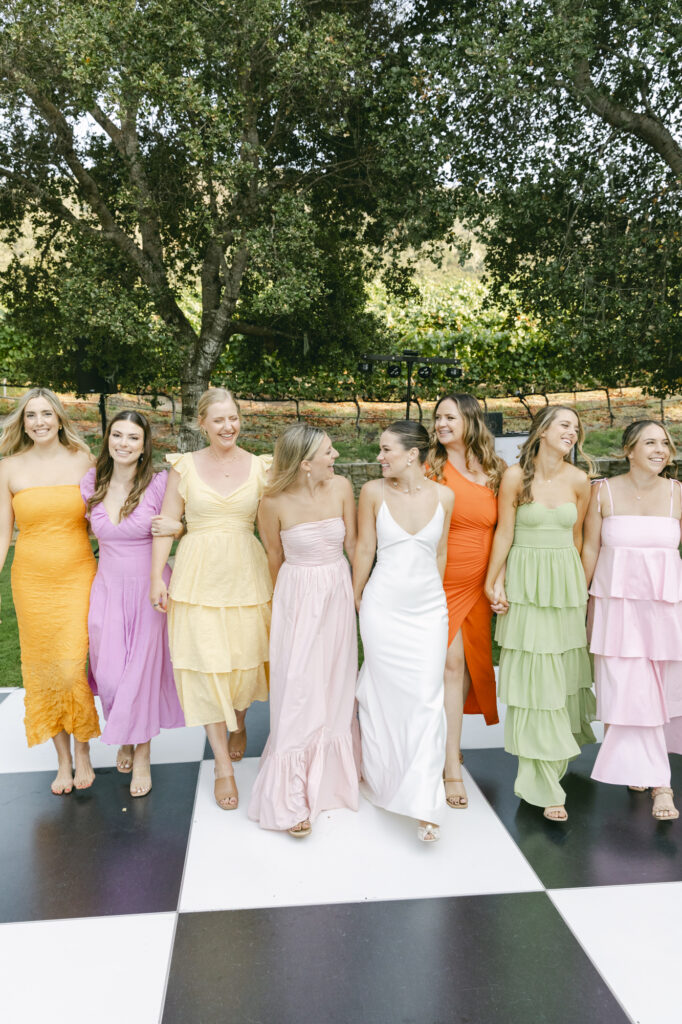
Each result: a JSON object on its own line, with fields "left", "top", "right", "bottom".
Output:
{"left": 443, "top": 774, "right": 468, "bottom": 809}
{"left": 73, "top": 741, "right": 95, "bottom": 790}
{"left": 130, "top": 743, "right": 152, "bottom": 797}
{"left": 651, "top": 787, "right": 679, "bottom": 820}
{"left": 214, "top": 770, "right": 238, "bottom": 810}
{"left": 116, "top": 745, "right": 134, "bottom": 773}
{"left": 543, "top": 805, "right": 568, "bottom": 821}
{"left": 228, "top": 727, "right": 247, "bottom": 762}
{"left": 51, "top": 760, "right": 73, "bottom": 795}
{"left": 288, "top": 819, "right": 312, "bottom": 838}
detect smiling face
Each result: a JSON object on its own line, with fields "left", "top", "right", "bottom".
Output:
{"left": 628, "top": 423, "right": 671, "bottom": 476}
{"left": 200, "top": 399, "right": 241, "bottom": 450}
{"left": 377, "top": 429, "right": 414, "bottom": 477}
{"left": 305, "top": 433, "right": 338, "bottom": 482}
{"left": 434, "top": 398, "right": 465, "bottom": 447}
{"left": 541, "top": 409, "right": 579, "bottom": 457}
{"left": 23, "top": 396, "right": 61, "bottom": 446}
{"left": 108, "top": 418, "right": 145, "bottom": 467}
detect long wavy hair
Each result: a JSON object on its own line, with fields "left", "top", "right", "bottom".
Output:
{"left": 0, "top": 387, "right": 90, "bottom": 457}
{"left": 428, "top": 393, "right": 505, "bottom": 493}
{"left": 518, "top": 405, "right": 594, "bottom": 505}
{"left": 87, "top": 410, "right": 154, "bottom": 519}
{"left": 265, "top": 423, "right": 326, "bottom": 496}
{"left": 621, "top": 419, "right": 678, "bottom": 478}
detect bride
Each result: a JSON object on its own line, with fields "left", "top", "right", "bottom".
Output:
{"left": 353, "top": 420, "right": 454, "bottom": 842}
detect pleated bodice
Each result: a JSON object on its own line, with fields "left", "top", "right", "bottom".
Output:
{"left": 281, "top": 517, "right": 346, "bottom": 567}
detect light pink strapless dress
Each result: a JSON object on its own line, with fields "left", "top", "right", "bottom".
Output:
{"left": 248, "top": 517, "right": 360, "bottom": 830}
{"left": 588, "top": 478, "right": 682, "bottom": 786}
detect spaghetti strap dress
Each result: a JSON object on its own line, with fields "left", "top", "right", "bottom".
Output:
{"left": 588, "top": 478, "right": 682, "bottom": 786}
{"left": 165, "top": 452, "right": 272, "bottom": 729}
{"left": 80, "top": 469, "right": 184, "bottom": 745}
{"left": 357, "top": 497, "right": 448, "bottom": 823}
{"left": 248, "top": 516, "right": 359, "bottom": 830}
{"left": 11, "top": 485, "right": 100, "bottom": 746}
{"left": 496, "top": 502, "right": 596, "bottom": 807}
{"left": 441, "top": 461, "right": 499, "bottom": 724}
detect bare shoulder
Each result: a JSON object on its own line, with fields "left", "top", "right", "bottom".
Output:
{"left": 567, "top": 463, "right": 591, "bottom": 494}
{"left": 333, "top": 473, "right": 354, "bottom": 500}
{"left": 71, "top": 448, "right": 95, "bottom": 471}
{"left": 359, "top": 478, "right": 382, "bottom": 507}
{"left": 435, "top": 481, "right": 455, "bottom": 511}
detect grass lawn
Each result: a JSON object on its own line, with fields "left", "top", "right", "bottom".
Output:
{"left": 0, "top": 547, "right": 22, "bottom": 687}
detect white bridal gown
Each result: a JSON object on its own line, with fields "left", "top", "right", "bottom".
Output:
{"left": 357, "top": 495, "right": 448, "bottom": 823}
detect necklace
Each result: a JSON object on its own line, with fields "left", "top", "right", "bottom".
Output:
{"left": 391, "top": 480, "right": 422, "bottom": 495}
{"left": 210, "top": 448, "right": 239, "bottom": 477}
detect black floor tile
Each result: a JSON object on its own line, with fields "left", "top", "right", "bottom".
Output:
{"left": 202, "top": 697, "right": 270, "bottom": 760}
{"left": 0, "top": 762, "right": 199, "bottom": 923}
{"left": 0, "top": 692, "right": 11, "bottom": 704}
{"left": 163, "top": 893, "right": 628, "bottom": 1024}
{"left": 466, "top": 746, "right": 682, "bottom": 889}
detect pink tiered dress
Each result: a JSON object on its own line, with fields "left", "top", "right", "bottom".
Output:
{"left": 588, "top": 478, "right": 682, "bottom": 787}
{"left": 248, "top": 517, "right": 360, "bottom": 831}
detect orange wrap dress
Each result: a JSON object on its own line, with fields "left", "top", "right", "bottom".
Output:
{"left": 441, "top": 462, "right": 499, "bottom": 725}
{"left": 11, "top": 485, "right": 99, "bottom": 746}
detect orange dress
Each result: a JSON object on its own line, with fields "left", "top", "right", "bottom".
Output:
{"left": 441, "top": 461, "right": 499, "bottom": 725}
{"left": 11, "top": 485, "right": 100, "bottom": 746}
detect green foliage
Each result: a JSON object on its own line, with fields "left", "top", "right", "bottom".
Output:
{"left": 0, "top": 547, "right": 22, "bottom": 687}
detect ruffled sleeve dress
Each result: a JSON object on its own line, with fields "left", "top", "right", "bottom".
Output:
{"left": 165, "top": 452, "right": 273, "bottom": 730}
{"left": 496, "top": 502, "right": 596, "bottom": 808}
{"left": 588, "top": 478, "right": 682, "bottom": 787}
{"left": 80, "top": 469, "right": 184, "bottom": 745}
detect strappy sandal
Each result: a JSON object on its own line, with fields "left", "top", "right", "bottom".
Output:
{"left": 214, "top": 774, "right": 239, "bottom": 810}
{"left": 443, "top": 774, "right": 468, "bottom": 809}
{"left": 288, "top": 819, "right": 312, "bottom": 839}
{"left": 417, "top": 822, "right": 440, "bottom": 843}
{"left": 543, "top": 805, "right": 568, "bottom": 822}
{"left": 651, "top": 787, "right": 679, "bottom": 821}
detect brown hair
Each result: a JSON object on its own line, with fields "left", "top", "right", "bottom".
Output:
{"left": 428, "top": 392, "right": 505, "bottom": 493}
{"left": 621, "top": 420, "right": 677, "bottom": 477}
{"left": 87, "top": 410, "right": 154, "bottom": 519}
{"left": 0, "top": 387, "right": 90, "bottom": 457}
{"left": 517, "top": 405, "right": 594, "bottom": 505}
{"left": 385, "top": 420, "right": 430, "bottom": 464}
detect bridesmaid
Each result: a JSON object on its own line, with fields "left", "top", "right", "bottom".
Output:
{"left": 354, "top": 421, "right": 454, "bottom": 842}
{"left": 0, "top": 388, "right": 99, "bottom": 793}
{"left": 429, "top": 393, "right": 505, "bottom": 809}
{"left": 150, "top": 388, "right": 272, "bottom": 811}
{"left": 81, "top": 410, "right": 185, "bottom": 797}
{"left": 582, "top": 421, "right": 682, "bottom": 820}
{"left": 248, "top": 424, "right": 359, "bottom": 838}
{"left": 484, "top": 406, "right": 596, "bottom": 822}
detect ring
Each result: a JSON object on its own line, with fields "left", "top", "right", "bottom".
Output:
{"left": 153, "top": 602, "right": 159, "bottom": 607}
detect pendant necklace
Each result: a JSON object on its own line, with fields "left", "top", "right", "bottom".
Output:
{"left": 210, "top": 448, "right": 239, "bottom": 477}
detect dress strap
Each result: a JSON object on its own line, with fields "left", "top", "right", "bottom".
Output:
{"left": 602, "top": 477, "right": 615, "bottom": 516}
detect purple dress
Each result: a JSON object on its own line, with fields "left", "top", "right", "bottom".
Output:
{"left": 80, "top": 468, "right": 185, "bottom": 744}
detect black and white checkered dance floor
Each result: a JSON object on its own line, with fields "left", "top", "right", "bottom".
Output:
{"left": 0, "top": 686, "right": 680, "bottom": 1024}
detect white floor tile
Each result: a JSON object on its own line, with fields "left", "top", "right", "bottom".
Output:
{"left": 0, "top": 689, "right": 205, "bottom": 772}
{"left": 0, "top": 912, "right": 176, "bottom": 1024}
{"left": 550, "top": 882, "right": 682, "bottom": 1024}
{"left": 179, "top": 757, "right": 542, "bottom": 913}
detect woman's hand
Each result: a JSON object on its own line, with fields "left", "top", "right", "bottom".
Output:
{"left": 150, "top": 577, "right": 169, "bottom": 614}
{"left": 486, "top": 580, "right": 508, "bottom": 615}
{"left": 151, "top": 514, "right": 183, "bottom": 538}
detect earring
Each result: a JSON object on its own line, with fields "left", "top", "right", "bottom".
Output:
{"left": 407, "top": 458, "right": 413, "bottom": 466}
{"left": 307, "top": 471, "right": 311, "bottom": 478}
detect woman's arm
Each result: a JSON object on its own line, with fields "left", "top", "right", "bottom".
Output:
{"left": 352, "top": 482, "right": 379, "bottom": 612}
{"left": 572, "top": 473, "right": 592, "bottom": 554}
{"left": 0, "top": 464, "right": 14, "bottom": 621}
{"left": 581, "top": 482, "right": 603, "bottom": 586}
{"left": 484, "top": 466, "right": 520, "bottom": 608}
{"left": 339, "top": 476, "right": 357, "bottom": 563}
{"left": 150, "top": 469, "right": 184, "bottom": 613}
{"left": 257, "top": 496, "right": 285, "bottom": 586}
{"left": 436, "top": 487, "right": 455, "bottom": 580}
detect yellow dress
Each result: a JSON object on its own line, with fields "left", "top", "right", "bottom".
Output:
{"left": 11, "top": 485, "right": 99, "bottom": 746}
{"left": 166, "top": 452, "right": 273, "bottom": 729}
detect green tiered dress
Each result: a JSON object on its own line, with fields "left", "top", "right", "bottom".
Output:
{"left": 496, "top": 501, "right": 596, "bottom": 808}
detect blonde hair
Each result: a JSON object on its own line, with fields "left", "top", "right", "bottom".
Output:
{"left": 197, "top": 387, "right": 241, "bottom": 425}
{"left": 428, "top": 393, "right": 505, "bottom": 494}
{"left": 0, "top": 387, "right": 90, "bottom": 457}
{"left": 621, "top": 420, "right": 677, "bottom": 477}
{"left": 266, "top": 424, "right": 326, "bottom": 496}
{"left": 518, "top": 405, "right": 594, "bottom": 505}
{"left": 87, "top": 411, "right": 155, "bottom": 519}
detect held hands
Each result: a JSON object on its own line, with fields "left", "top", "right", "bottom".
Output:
{"left": 150, "top": 578, "right": 169, "bottom": 614}
{"left": 151, "top": 514, "right": 183, "bottom": 538}
{"left": 485, "top": 580, "right": 509, "bottom": 616}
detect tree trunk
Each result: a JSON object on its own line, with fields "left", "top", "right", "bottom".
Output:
{"left": 178, "top": 373, "right": 211, "bottom": 451}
